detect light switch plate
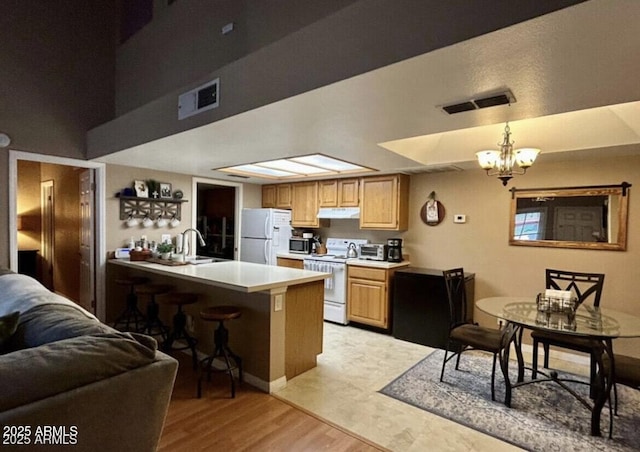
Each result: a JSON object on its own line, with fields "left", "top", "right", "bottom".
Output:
{"left": 161, "top": 234, "right": 171, "bottom": 244}
{"left": 274, "top": 294, "right": 283, "bottom": 312}
{"left": 454, "top": 214, "right": 466, "bottom": 223}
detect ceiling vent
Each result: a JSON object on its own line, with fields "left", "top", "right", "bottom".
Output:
{"left": 178, "top": 78, "right": 219, "bottom": 120}
{"left": 441, "top": 90, "right": 516, "bottom": 115}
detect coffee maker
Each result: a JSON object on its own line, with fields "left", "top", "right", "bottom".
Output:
{"left": 386, "top": 238, "right": 403, "bottom": 262}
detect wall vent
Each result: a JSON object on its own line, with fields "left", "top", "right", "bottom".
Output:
{"left": 441, "top": 90, "right": 515, "bottom": 115}
{"left": 178, "top": 78, "right": 219, "bottom": 120}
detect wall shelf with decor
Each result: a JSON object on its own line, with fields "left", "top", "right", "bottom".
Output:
{"left": 119, "top": 196, "right": 188, "bottom": 220}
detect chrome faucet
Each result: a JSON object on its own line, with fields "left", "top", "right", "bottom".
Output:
{"left": 182, "top": 228, "right": 206, "bottom": 257}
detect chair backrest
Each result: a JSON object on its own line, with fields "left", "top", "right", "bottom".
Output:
{"left": 443, "top": 268, "right": 467, "bottom": 326}
{"left": 545, "top": 269, "right": 605, "bottom": 307}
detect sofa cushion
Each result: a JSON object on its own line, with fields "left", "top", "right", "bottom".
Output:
{"left": 0, "top": 311, "right": 20, "bottom": 349}
{"left": 0, "top": 332, "right": 158, "bottom": 412}
{"left": 0, "top": 273, "right": 98, "bottom": 320}
{"left": 4, "top": 304, "right": 115, "bottom": 352}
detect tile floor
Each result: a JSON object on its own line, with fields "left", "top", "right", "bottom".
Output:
{"left": 274, "top": 322, "right": 590, "bottom": 452}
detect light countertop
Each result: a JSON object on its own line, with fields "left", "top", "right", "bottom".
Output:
{"left": 110, "top": 259, "right": 330, "bottom": 293}
{"left": 276, "top": 252, "right": 410, "bottom": 269}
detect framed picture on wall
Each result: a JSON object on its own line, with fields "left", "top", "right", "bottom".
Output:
{"left": 134, "top": 180, "right": 148, "bottom": 198}
{"left": 160, "top": 183, "right": 172, "bottom": 199}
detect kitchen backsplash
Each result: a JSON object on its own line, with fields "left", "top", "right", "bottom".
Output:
{"left": 315, "top": 221, "right": 401, "bottom": 244}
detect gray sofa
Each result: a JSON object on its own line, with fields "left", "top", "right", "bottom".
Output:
{"left": 0, "top": 269, "right": 178, "bottom": 452}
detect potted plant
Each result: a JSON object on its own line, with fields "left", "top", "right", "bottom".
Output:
{"left": 156, "top": 242, "right": 173, "bottom": 259}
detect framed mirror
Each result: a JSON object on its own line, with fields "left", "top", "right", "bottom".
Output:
{"left": 509, "top": 183, "right": 631, "bottom": 251}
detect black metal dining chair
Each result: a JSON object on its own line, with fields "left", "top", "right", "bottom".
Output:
{"left": 440, "top": 268, "right": 515, "bottom": 403}
{"left": 531, "top": 269, "right": 605, "bottom": 384}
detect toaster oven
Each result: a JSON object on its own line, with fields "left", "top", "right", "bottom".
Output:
{"left": 359, "top": 244, "right": 387, "bottom": 261}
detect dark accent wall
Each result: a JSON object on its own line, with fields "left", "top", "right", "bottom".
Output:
{"left": 91, "top": 0, "right": 585, "bottom": 159}
{"left": 0, "top": 0, "right": 117, "bottom": 267}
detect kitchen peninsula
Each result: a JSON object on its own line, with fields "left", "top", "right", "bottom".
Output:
{"left": 108, "top": 259, "right": 330, "bottom": 392}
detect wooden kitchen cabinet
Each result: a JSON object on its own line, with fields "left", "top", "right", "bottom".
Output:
{"left": 262, "top": 183, "right": 291, "bottom": 209}
{"left": 338, "top": 178, "right": 359, "bottom": 206}
{"left": 359, "top": 174, "right": 409, "bottom": 230}
{"left": 347, "top": 265, "right": 397, "bottom": 329}
{"left": 277, "top": 257, "right": 304, "bottom": 269}
{"left": 318, "top": 180, "right": 338, "bottom": 207}
{"left": 291, "top": 181, "right": 328, "bottom": 228}
{"left": 318, "top": 178, "right": 359, "bottom": 207}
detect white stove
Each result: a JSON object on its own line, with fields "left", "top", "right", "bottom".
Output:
{"left": 304, "top": 238, "right": 368, "bottom": 325}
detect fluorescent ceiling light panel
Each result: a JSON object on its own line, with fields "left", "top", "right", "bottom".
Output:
{"left": 258, "top": 159, "right": 329, "bottom": 175}
{"left": 217, "top": 154, "right": 374, "bottom": 179}
{"left": 291, "top": 155, "right": 363, "bottom": 172}
{"left": 226, "top": 164, "right": 296, "bottom": 177}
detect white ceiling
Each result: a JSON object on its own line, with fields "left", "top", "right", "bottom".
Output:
{"left": 95, "top": 1, "right": 640, "bottom": 183}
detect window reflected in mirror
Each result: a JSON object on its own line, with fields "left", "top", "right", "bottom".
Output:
{"left": 509, "top": 184, "right": 630, "bottom": 251}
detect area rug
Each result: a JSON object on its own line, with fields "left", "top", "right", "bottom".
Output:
{"left": 379, "top": 350, "right": 639, "bottom": 452}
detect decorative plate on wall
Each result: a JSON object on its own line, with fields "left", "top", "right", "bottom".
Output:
{"left": 420, "top": 200, "right": 445, "bottom": 226}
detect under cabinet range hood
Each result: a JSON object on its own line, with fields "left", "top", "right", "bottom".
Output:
{"left": 317, "top": 207, "right": 360, "bottom": 219}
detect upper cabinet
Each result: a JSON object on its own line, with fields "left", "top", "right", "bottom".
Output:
{"left": 262, "top": 183, "right": 292, "bottom": 209}
{"left": 338, "top": 178, "right": 359, "bottom": 207}
{"left": 291, "top": 181, "right": 327, "bottom": 228}
{"left": 261, "top": 174, "right": 408, "bottom": 230}
{"left": 318, "top": 178, "right": 359, "bottom": 207}
{"left": 359, "top": 174, "right": 409, "bottom": 230}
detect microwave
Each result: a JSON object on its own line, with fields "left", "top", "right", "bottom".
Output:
{"left": 359, "top": 244, "right": 387, "bottom": 261}
{"left": 289, "top": 237, "right": 313, "bottom": 254}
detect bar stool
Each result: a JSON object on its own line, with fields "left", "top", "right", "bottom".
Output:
{"left": 198, "top": 306, "right": 243, "bottom": 398}
{"left": 160, "top": 292, "right": 199, "bottom": 369}
{"left": 112, "top": 276, "right": 148, "bottom": 332}
{"left": 136, "top": 283, "right": 173, "bottom": 343}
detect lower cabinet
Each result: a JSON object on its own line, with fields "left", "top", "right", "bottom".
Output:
{"left": 347, "top": 265, "right": 397, "bottom": 330}
{"left": 277, "top": 257, "right": 304, "bottom": 269}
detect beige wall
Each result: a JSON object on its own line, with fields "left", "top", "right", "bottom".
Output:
{"left": 105, "top": 164, "right": 262, "bottom": 252}
{"left": 403, "top": 154, "right": 640, "bottom": 358}
{"left": 105, "top": 164, "right": 195, "bottom": 251}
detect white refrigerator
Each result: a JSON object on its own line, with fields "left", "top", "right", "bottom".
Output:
{"left": 240, "top": 208, "right": 292, "bottom": 265}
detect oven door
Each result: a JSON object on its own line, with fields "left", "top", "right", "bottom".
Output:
{"left": 305, "top": 260, "right": 348, "bottom": 324}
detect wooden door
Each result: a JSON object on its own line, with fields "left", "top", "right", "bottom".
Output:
{"left": 348, "top": 277, "right": 387, "bottom": 328}
{"left": 553, "top": 206, "right": 603, "bottom": 242}
{"left": 276, "top": 184, "right": 292, "bottom": 208}
{"left": 359, "top": 176, "right": 398, "bottom": 229}
{"left": 291, "top": 182, "right": 319, "bottom": 227}
{"left": 318, "top": 180, "right": 338, "bottom": 207}
{"left": 262, "top": 185, "right": 276, "bottom": 208}
{"left": 338, "top": 179, "right": 359, "bottom": 207}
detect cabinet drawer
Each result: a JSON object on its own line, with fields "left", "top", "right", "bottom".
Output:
{"left": 348, "top": 266, "right": 386, "bottom": 281}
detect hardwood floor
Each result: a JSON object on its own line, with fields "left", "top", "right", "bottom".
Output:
{"left": 158, "top": 353, "right": 384, "bottom": 451}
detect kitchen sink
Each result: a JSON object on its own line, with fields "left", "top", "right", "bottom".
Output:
{"left": 185, "top": 256, "right": 228, "bottom": 264}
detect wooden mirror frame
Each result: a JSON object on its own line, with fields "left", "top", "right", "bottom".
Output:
{"left": 509, "top": 183, "right": 631, "bottom": 251}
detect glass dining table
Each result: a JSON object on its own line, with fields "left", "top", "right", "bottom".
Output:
{"left": 476, "top": 296, "right": 640, "bottom": 437}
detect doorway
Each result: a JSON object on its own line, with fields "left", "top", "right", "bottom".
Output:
{"left": 9, "top": 151, "right": 106, "bottom": 319}
{"left": 192, "top": 177, "right": 243, "bottom": 260}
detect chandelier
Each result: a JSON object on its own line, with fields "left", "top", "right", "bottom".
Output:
{"left": 476, "top": 123, "right": 540, "bottom": 186}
